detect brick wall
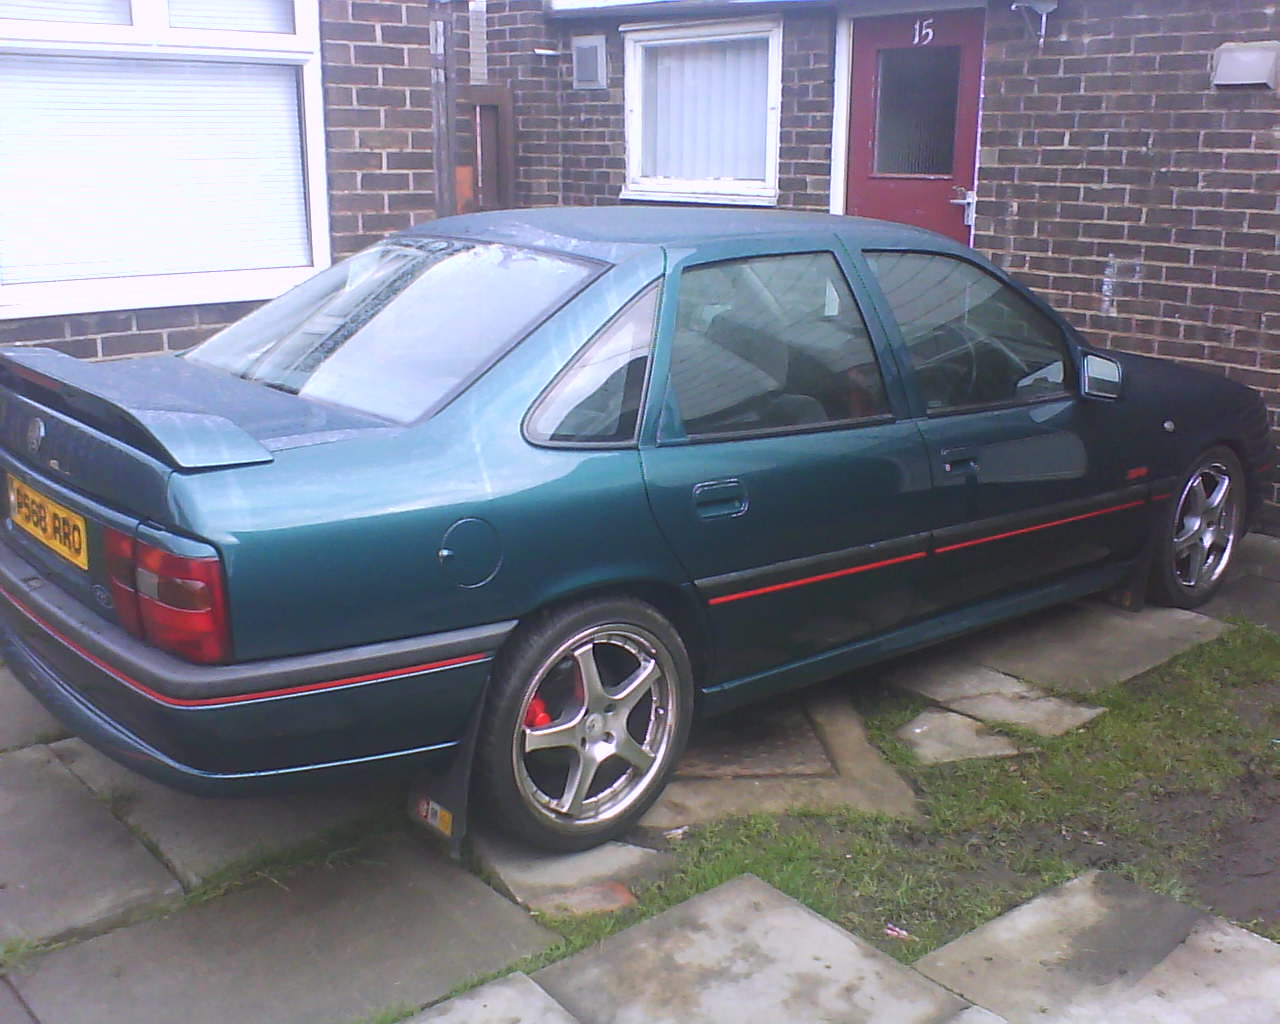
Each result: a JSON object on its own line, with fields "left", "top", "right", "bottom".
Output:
{"left": 321, "top": 0, "right": 439, "bottom": 258}
{"left": 483, "top": 3, "right": 836, "bottom": 211}
{"left": 974, "top": 0, "right": 1280, "bottom": 504}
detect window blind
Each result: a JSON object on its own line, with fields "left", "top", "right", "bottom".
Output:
{"left": 640, "top": 37, "right": 768, "bottom": 181}
{"left": 0, "top": 0, "right": 130, "bottom": 24}
{"left": 0, "top": 55, "right": 311, "bottom": 286}
{"left": 168, "top": 0, "right": 294, "bottom": 34}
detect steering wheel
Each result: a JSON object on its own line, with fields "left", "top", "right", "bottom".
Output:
{"left": 916, "top": 323, "right": 980, "bottom": 407}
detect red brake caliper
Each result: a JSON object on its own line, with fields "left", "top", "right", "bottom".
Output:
{"left": 524, "top": 696, "right": 552, "bottom": 729}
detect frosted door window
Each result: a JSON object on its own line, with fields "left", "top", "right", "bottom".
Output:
{"left": 874, "top": 46, "right": 961, "bottom": 175}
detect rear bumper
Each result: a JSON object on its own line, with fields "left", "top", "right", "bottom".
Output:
{"left": 0, "top": 539, "right": 512, "bottom": 795}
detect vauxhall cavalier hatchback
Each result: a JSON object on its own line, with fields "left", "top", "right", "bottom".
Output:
{"left": 1, "top": 208, "right": 1271, "bottom": 849}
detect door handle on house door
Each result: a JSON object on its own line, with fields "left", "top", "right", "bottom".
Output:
{"left": 949, "top": 187, "right": 977, "bottom": 226}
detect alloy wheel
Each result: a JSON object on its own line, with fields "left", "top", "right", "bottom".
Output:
{"left": 1171, "top": 458, "right": 1240, "bottom": 594}
{"left": 511, "top": 624, "right": 679, "bottom": 830}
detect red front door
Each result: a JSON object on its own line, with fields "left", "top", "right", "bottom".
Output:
{"left": 845, "top": 9, "right": 985, "bottom": 243}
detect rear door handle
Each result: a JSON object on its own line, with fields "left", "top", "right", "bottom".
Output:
{"left": 692, "top": 478, "right": 748, "bottom": 520}
{"left": 941, "top": 446, "right": 979, "bottom": 473}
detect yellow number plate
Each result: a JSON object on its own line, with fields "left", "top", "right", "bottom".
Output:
{"left": 7, "top": 476, "right": 89, "bottom": 571}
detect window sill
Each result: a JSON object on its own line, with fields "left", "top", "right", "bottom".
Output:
{"left": 620, "top": 186, "right": 778, "bottom": 208}
{"left": 0, "top": 265, "right": 326, "bottom": 323}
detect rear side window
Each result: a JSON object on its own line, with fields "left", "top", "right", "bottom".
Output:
{"left": 186, "top": 239, "right": 596, "bottom": 425}
{"left": 526, "top": 283, "right": 659, "bottom": 446}
{"left": 666, "top": 251, "right": 890, "bottom": 439}
{"left": 864, "top": 251, "right": 1069, "bottom": 414}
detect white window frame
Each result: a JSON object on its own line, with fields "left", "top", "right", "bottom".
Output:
{"left": 621, "top": 18, "right": 782, "bottom": 207}
{"left": 0, "top": 0, "right": 330, "bottom": 321}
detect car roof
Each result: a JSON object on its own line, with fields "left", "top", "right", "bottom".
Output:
{"left": 400, "top": 206, "right": 956, "bottom": 263}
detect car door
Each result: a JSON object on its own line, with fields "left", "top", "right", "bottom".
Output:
{"left": 858, "top": 248, "right": 1150, "bottom": 608}
{"left": 638, "top": 239, "right": 935, "bottom": 699}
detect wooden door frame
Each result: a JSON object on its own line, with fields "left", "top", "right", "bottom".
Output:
{"left": 828, "top": 1, "right": 986, "bottom": 241}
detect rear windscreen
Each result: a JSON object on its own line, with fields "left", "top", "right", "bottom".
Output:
{"left": 186, "top": 238, "right": 596, "bottom": 424}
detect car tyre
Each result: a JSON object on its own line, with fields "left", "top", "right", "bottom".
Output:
{"left": 475, "top": 598, "right": 693, "bottom": 851}
{"left": 1149, "top": 445, "right": 1245, "bottom": 609}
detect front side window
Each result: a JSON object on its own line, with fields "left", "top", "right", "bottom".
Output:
{"left": 865, "top": 251, "right": 1070, "bottom": 414}
{"left": 665, "top": 252, "right": 890, "bottom": 439}
{"left": 527, "top": 283, "right": 659, "bottom": 446}
{"left": 622, "top": 19, "right": 781, "bottom": 206}
{"left": 187, "top": 239, "right": 596, "bottom": 425}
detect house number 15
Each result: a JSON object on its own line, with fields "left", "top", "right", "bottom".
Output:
{"left": 913, "top": 17, "right": 935, "bottom": 45}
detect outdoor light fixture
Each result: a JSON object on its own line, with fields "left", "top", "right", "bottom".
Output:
{"left": 1010, "top": 0, "right": 1057, "bottom": 48}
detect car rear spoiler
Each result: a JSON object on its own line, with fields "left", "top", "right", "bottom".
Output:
{"left": 0, "top": 348, "right": 274, "bottom": 470}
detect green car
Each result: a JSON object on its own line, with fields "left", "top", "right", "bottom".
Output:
{"left": 0, "top": 208, "right": 1272, "bottom": 850}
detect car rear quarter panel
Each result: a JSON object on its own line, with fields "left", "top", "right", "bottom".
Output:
{"left": 165, "top": 251, "right": 691, "bottom": 663}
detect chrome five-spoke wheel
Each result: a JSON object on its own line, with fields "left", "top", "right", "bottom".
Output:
{"left": 1172, "top": 460, "right": 1239, "bottom": 591}
{"left": 478, "top": 599, "right": 692, "bottom": 850}
{"left": 1152, "top": 446, "right": 1245, "bottom": 608}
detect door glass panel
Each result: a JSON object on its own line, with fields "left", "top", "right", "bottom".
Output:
{"left": 668, "top": 252, "right": 889, "bottom": 438}
{"left": 865, "top": 251, "right": 1070, "bottom": 413}
{"left": 874, "top": 46, "right": 960, "bottom": 175}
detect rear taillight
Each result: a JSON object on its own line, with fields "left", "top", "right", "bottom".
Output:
{"left": 103, "top": 528, "right": 142, "bottom": 638}
{"left": 103, "top": 527, "right": 230, "bottom": 664}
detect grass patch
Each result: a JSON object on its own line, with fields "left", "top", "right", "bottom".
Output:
{"left": 464, "top": 622, "right": 1280, "bottom": 982}
{"left": 0, "top": 936, "right": 64, "bottom": 973}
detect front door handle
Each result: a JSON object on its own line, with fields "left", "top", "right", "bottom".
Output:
{"left": 692, "top": 478, "right": 748, "bottom": 520}
{"left": 941, "top": 446, "right": 979, "bottom": 473}
{"left": 949, "top": 187, "right": 977, "bottom": 226}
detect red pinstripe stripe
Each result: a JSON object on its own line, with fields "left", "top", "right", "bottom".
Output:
{"left": 708, "top": 496, "right": 1153, "bottom": 605}
{"left": 0, "top": 582, "right": 488, "bottom": 708}
{"left": 934, "top": 500, "right": 1148, "bottom": 554}
{"left": 707, "top": 550, "right": 928, "bottom": 606}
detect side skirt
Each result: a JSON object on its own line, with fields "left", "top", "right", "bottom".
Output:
{"left": 697, "top": 560, "right": 1133, "bottom": 717}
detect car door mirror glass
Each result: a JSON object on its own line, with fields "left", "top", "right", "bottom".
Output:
{"left": 1081, "top": 353, "right": 1123, "bottom": 400}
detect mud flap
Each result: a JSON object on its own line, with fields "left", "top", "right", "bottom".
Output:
{"left": 1107, "top": 501, "right": 1160, "bottom": 613}
{"left": 405, "top": 680, "right": 488, "bottom": 860}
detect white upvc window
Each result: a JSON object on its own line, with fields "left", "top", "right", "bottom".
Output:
{"left": 622, "top": 18, "right": 781, "bottom": 207}
{"left": 0, "top": 0, "right": 329, "bottom": 321}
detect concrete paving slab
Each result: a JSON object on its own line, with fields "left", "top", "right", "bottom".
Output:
{"left": 10, "top": 834, "right": 556, "bottom": 1024}
{"left": 956, "top": 602, "right": 1225, "bottom": 694}
{"left": 640, "top": 685, "right": 916, "bottom": 830}
{"left": 896, "top": 709, "right": 1022, "bottom": 764}
{"left": 885, "top": 655, "right": 1105, "bottom": 737}
{"left": 677, "top": 698, "right": 833, "bottom": 779}
{"left": 52, "top": 738, "right": 400, "bottom": 889}
{"left": 534, "top": 874, "right": 992, "bottom": 1024}
{"left": 0, "top": 666, "right": 67, "bottom": 752}
{"left": 1201, "top": 573, "right": 1280, "bottom": 633}
{"left": 941, "top": 694, "right": 1104, "bottom": 737}
{"left": 0, "top": 746, "right": 180, "bottom": 946}
{"left": 885, "top": 656, "right": 1034, "bottom": 703}
{"left": 915, "top": 870, "right": 1280, "bottom": 1024}
{"left": 1238, "top": 532, "right": 1280, "bottom": 582}
{"left": 410, "top": 973, "right": 579, "bottom": 1023}
{"left": 472, "top": 829, "right": 672, "bottom": 914}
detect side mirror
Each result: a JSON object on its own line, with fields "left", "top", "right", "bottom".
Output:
{"left": 1081, "top": 352, "right": 1123, "bottom": 400}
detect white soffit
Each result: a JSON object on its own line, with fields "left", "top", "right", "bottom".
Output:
{"left": 549, "top": 0, "right": 983, "bottom": 16}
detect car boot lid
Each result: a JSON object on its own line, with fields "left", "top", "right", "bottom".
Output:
{"left": 0, "top": 348, "right": 393, "bottom": 470}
